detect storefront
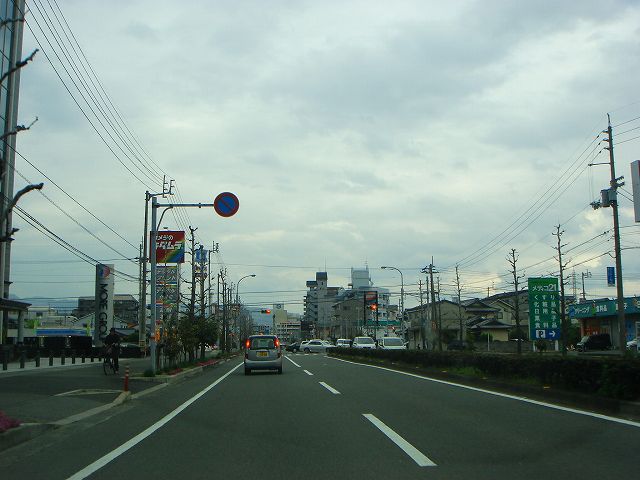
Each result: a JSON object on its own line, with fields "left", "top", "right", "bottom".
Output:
{"left": 569, "top": 298, "right": 640, "bottom": 347}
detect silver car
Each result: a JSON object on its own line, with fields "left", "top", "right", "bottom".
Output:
{"left": 244, "top": 335, "right": 283, "bottom": 375}
{"left": 302, "top": 339, "right": 332, "bottom": 353}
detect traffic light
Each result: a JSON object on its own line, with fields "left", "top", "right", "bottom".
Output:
{"left": 369, "top": 304, "right": 378, "bottom": 311}
{"left": 260, "top": 309, "right": 271, "bottom": 314}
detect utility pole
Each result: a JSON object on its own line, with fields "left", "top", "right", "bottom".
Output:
{"left": 422, "top": 260, "right": 440, "bottom": 351}
{"left": 507, "top": 248, "right": 525, "bottom": 354}
{"left": 455, "top": 265, "right": 464, "bottom": 341}
{"left": 419, "top": 280, "right": 426, "bottom": 349}
{"left": 589, "top": 115, "right": 626, "bottom": 351}
{"left": 581, "top": 271, "right": 591, "bottom": 302}
{"left": 553, "top": 226, "right": 569, "bottom": 355}
{"left": 198, "top": 245, "right": 207, "bottom": 359}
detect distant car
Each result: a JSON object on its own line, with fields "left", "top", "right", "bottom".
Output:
{"left": 244, "top": 335, "right": 282, "bottom": 375}
{"left": 447, "top": 340, "right": 468, "bottom": 351}
{"left": 336, "top": 339, "right": 351, "bottom": 348}
{"left": 286, "top": 342, "right": 301, "bottom": 353}
{"left": 302, "top": 339, "right": 331, "bottom": 353}
{"left": 299, "top": 340, "right": 310, "bottom": 352}
{"left": 626, "top": 338, "right": 638, "bottom": 350}
{"left": 378, "top": 337, "right": 406, "bottom": 350}
{"left": 576, "top": 333, "right": 612, "bottom": 352}
{"left": 352, "top": 336, "right": 376, "bottom": 349}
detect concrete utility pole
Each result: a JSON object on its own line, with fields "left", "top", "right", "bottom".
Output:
{"left": 581, "top": 271, "right": 592, "bottom": 302}
{"left": 422, "top": 260, "right": 439, "bottom": 351}
{"left": 455, "top": 265, "right": 464, "bottom": 341}
{"left": 590, "top": 115, "right": 626, "bottom": 351}
{"left": 553, "top": 226, "right": 569, "bottom": 355}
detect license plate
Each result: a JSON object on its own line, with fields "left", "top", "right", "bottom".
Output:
{"left": 257, "top": 351, "right": 268, "bottom": 357}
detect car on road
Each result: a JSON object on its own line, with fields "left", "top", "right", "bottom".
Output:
{"left": 285, "top": 341, "right": 301, "bottom": 353}
{"left": 244, "top": 335, "right": 282, "bottom": 375}
{"left": 377, "top": 337, "right": 406, "bottom": 350}
{"left": 576, "top": 333, "right": 612, "bottom": 352}
{"left": 336, "top": 338, "right": 351, "bottom": 347}
{"left": 302, "top": 339, "right": 332, "bottom": 353}
{"left": 352, "top": 336, "right": 376, "bottom": 349}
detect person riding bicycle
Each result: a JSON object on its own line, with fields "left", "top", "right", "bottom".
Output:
{"left": 104, "top": 327, "right": 120, "bottom": 372}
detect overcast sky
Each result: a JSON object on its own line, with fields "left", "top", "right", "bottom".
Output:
{"left": 8, "top": 0, "right": 640, "bottom": 313}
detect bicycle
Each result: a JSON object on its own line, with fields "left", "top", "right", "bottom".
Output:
{"left": 103, "top": 346, "right": 117, "bottom": 375}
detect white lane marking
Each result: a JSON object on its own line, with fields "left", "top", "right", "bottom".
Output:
{"left": 319, "top": 381, "right": 340, "bottom": 394}
{"left": 285, "top": 356, "right": 302, "bottom": 368}
{"left": 363, "top": 414, "right": 436, "bottom": 467}
{"left": 304, "top": 370, "right": 314, "bottom": 376}
{"left": 329, "top": 357, "right": 640, "bottom": 429}
{"left": 66, "top": 362, "right": 243, "bottom": 480}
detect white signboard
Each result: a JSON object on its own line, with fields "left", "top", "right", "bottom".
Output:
{"left": 93, "top": 264, "right": 114, "bottom": 347}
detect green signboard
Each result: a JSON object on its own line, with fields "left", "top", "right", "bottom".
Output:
{"left": 528, "top": 277, "right": 561, "bottom": 340}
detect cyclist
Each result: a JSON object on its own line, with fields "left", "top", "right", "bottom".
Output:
{"left": 104, "top": 327, "right": 120, "bottom": 372}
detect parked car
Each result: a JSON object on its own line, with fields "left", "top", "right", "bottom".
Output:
{"left": 377, "top": 337, "right": 406, "bottom": 350}
{"left": 244, "top": 335, "right": 282, "bottom": 375}
{"left": 626, "top": 338, "right": 638, "bottom": 350}
{"left": 447, "top": 339, "right": 468, "bottom": 351}
{"left": 302, "top": 339, "right": 331, "bottom": 353}
{"left": 336, "top": 338, "right": 351, "bottom": 347}
{"left": 576, "top": 333, "right": 612, "bottom": 352}
{"left": 285, "top": 342, "right": 301, "bottom": 353}
{"left": 352, "top": 336, "right": 376, "bottom": 349}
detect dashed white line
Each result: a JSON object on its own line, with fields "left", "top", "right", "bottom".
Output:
{"left": 285, "top": 356, "right": 302, "bottom": 368}
{"left": 363, "top": 414, "right": 436, "bottom": 467}
{"left": 319, "top": 381, "right": 340, "bottom": 394}
{"left": 304, "top": 370, "right": 314, "bottom": 376}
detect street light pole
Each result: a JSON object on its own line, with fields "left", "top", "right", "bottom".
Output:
{"left": 235, "top": 274, "right": 256, "bottom": 340}
{"left": 381, "top": 266, "right": 404, "bottom": 336}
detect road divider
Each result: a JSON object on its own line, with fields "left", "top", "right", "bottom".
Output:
{"left": 319, "top": 382, "right": 340, "bottom": 394}
{"left": 363, "top": 414, "right": 436, "bottom": 467}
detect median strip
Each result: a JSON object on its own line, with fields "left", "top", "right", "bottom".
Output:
{"left": 363, "top": 413, "right": 436, "bottom": 467}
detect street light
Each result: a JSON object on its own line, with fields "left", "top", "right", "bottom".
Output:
{"left": 381, "top": 266, "right": 404, "bottom": 334}
{"left": 235, "top": 274, "right": 256, "bottom": 303}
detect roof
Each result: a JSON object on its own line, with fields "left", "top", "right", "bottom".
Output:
{"left": 467, "top": 316, "right": 512, "bottom": 330}
{"left": 316, "top": 272, "right": 328, "bottom": 281}
{"left": 0, "top": 298, "right": 31, "bottom": 311}
{"left": 78, "top": 294, "right": 138, "bottom": 302}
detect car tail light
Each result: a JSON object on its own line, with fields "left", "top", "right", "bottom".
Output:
{"left": 275, "top": 338, "right": 280, "bottom": 349}
{"left": 245, "top": 339, "right": 250, "bottom": 349}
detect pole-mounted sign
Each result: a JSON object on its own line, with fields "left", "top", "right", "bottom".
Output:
{"left": 214, "top": 192, "right": 240, "bottom": 217}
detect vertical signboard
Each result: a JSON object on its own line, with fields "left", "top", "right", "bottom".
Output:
{"left": 528, "top": 277, "right": 561, "bottom": 341}
{"left": 93, "top": 264, "right": 114, "bottom": 347}
{"left": 154, "top": 231, "right": 185, "bottom": 263}
{"left": 157, "top": 265, "right": 179, "bottom": 319}
{"left": 607, "top": 267, "right": 615, "bottom": 287}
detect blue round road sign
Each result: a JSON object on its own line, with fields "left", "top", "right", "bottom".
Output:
{"left": 214, "top": 192, "right": 239, "bottom": 217}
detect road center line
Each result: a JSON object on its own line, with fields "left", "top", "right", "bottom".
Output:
{"left": 285, "top": 356, "right": 302, "bottom": 368}
{"left": 330, "top": 357, "right": 640, "bottom": 429}
{"left": 303, "top": 369, "right": 314, "bottom": 376}
{"left": 319, "top": 381, "right": 340, "bottom": 394}
{"left": 363, "top": 414, "right": 436, "bottom": 467}
{"left": 66, "top": 362, "right": 243, "bottom": 480}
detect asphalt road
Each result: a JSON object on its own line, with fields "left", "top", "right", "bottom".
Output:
{"left": 1, "top": 354, "right": 638, "bottom": 479}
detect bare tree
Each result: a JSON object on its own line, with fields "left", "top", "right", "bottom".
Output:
{"left": 553, "top": 225, "right": 571, "bottom": 355}
{"left": 507, "top": 248, "right": 525, "bottom": 354}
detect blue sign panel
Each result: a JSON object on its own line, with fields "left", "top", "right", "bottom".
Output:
{"left": 607, "top": 267, "right": 615, "bottom": 286}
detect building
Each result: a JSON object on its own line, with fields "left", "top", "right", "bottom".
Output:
{"left": 329, "top": 267, "right": 394, "bottom": 340}
{"left": 569, "top": 297, "right": 639, "bottom": 347}
{"left": 74, "top": 294, "right": 139, "bottom": 327}
{"left": 304, "top": 272, "right": 343, "bottom": 338}
{"left": 272, "top": 303, "right": 301, "bottom": 342}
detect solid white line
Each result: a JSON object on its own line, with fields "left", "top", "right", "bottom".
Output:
{"left": 304, "top": 370, "right": 314, "bottom": 376}
{"left": 363, "top": 413, "right": 436, "bottom": 467}
{"left": 285, "top": 356, "right": 302, "bottom": 368}
{"left": 319, "top": 381, "right": 340, "bottom": 394}
{"left": 66, "top": 362, "right": 243, "bottom": 480}
{"left": 329, "top": 357, "right": 640, "bottom": 429}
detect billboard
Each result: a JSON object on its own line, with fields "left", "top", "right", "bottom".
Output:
{"left": 157, "top": 265, "right": 179, "bottom": 317}
{"left": 154, "top": 231, "right": 185, "bottom": 263}
{"left": 93, "top": 264, "right": 114, "bottom": 347}
{"left": 528, "top": 277, "right": 560, "bottom": 341}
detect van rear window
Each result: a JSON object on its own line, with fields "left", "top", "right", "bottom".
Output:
{"left": 251, "top": 338, "right": 276, "bottom": 349}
